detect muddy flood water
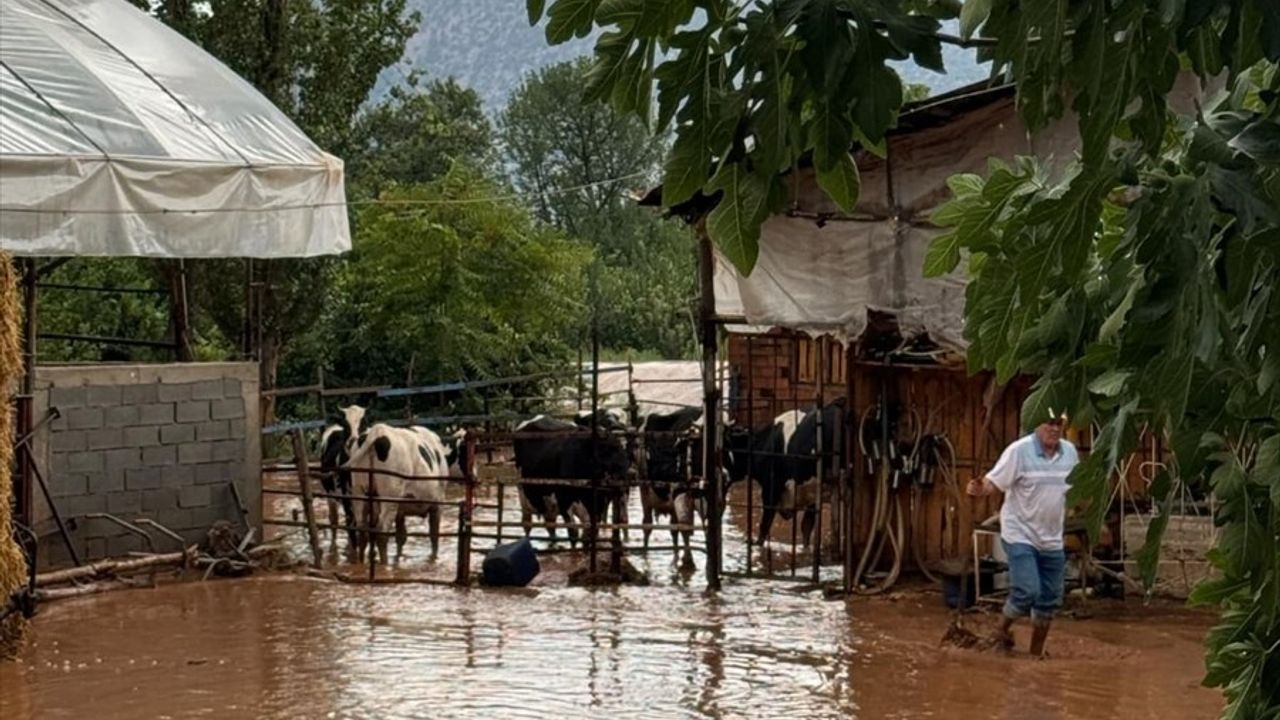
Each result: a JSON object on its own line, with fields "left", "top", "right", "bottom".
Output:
{"left": 3, "top": 479, "right": 1222, "bottom": 719}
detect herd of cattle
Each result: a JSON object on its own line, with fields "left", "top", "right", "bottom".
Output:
{"left": 315, "top": 398, "right": 846, "bottom": 567}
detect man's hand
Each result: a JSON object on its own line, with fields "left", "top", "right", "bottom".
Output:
{"left": 966, "top": 478, "right": 989, "bottom": 497}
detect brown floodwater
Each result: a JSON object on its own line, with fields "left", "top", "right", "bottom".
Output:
{"left": 2, "top": 473, "right": 1222, "bottom": 719}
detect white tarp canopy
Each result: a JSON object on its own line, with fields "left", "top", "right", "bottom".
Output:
{"left": 0, "top": 0, "right": 349, "bottom": 258}
{"left": 712, "top": 76, "right": 1209, "bottom": 352}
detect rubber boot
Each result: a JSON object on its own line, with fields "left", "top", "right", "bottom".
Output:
{"left": 994, "top": 615, "right": 1016, "bottom": 651}
{"left": 1029, "top": 617, "right": 1052, "bottom": 658}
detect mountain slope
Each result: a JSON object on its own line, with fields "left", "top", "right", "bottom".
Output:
{"left": 376, "top": 1, "right": 990, "bottom": 111}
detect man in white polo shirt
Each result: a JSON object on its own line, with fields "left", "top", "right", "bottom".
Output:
{"left": 967, "top": 410, "right": 1078, "bottom": 656}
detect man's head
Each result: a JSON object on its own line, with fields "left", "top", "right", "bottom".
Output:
{"left": 1035, "top": 408, "right": 1068, "bottom": 452}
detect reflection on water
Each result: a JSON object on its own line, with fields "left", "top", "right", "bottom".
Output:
{"left": 1, "top": 573, "right": 1218, "bottom": 720}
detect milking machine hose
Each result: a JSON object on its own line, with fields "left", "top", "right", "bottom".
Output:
{"left": 851, "top": 404, "right": 904, "bottom": 594}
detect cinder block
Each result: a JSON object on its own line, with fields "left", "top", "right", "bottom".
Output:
{"left": 96, "top": 469, "right": 125, "bottom": 493}
{"left": 123, "top": 426, "right": 160, "bottom": 448}
{"left": 105, "top": 447, "right": 143, "bottom": 473}
{"left": 60, "top": 450, "right": 105, "bottom": 474}
{"left": 64, "top": 407, "right": 104, "bottom": 430}
{"left": 210, "top": 398, "right": 246, "bottom": 420}
{"left": 84, "top": 537, "right": 108, "bottom": 559}
{"left": 142, "top": 445, "right": 177, "bottom": 467}
{"left": 161, "top": 465, "right": 194, "bottom": 487}
{"left": 210, "top": 439, "right": 242, "bottom": 463}
{"left": 51, "top": 472, "right": 89, "bottom": 497}
{"left": 106, "top": 534, "right": 143, "bottom": 557}
{"left": 196, "top": 420, "right": 230, "bottom": 442}
{"left": 107, "top": 491, "right": 141, "bottom": 515}
{"left": 61, "top": 494, "right": 107, "bottom": 518}
{"left": 141, "top": 487, "right": 178, "bottom": 514}
{"left": 175, "top": 401, "right": 210, "bottom": 423}
{"left": 223, "top": 378, "right": 243, "bottom": 397}
{"left": 105, "top": 405, "right": 141, "bottom": 426}
{"left": 126, "top": 467, "right": 163, "bottom": 491}
{"left": 227, "top": 419, "right": 247, "bottom": 440}
{"left": 86, "top": 385, "right": 122, "bottom": 407}
{"left": 121, "top": 383, "right": 159, "bottom": 405}
{"left": 139, "top": 403, "right": 175, "bottom": 425}
{"left": 161, "top": 424, "right": 195, "bottom": 445}
{"left": 51, "top": 430, "right": 87, "bottom": 453}
{"left": 179, "top": 485, "right": 211, "bottom": 509}
{"left": 191, "top": 380, "right": 225, "bottom": 400}
{"left": 195, "top": 462, "right": 231, "bottom": 485}
{"left": 86, "top": 427, "right": 124, "bottom": 450}
{"left": 157, "top": 383, "right": 193, "bottom": 402}
{"left": 178, "top": 442, "right": 214, "bottom": 465}
{"left": 49, "top": 385, "right": 88, "bottom": 410}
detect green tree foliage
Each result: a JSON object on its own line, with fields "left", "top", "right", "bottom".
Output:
{"left": 327, "top": 167, "right": 592, "bottom": 387}
{"left": 500, "top": 58, "right": 696, "bottom": 358}
{"left": 530, "top": 1, "right": 1279, "bottom": 714}
{"left": 346, "top": 77, "right": 496, "bottom": 199}
{"left": 147, "top": 0, "right": 419, "bottom": 418}
{"left": 35, "top": 260, "right": 172, "bottom": 363}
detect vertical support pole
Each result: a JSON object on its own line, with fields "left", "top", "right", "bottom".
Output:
{"left": 589, "top": 314, "right": 600, "bottom": 576}
{"left": 404, "top": 353, "right": 416, "bottom": 422}
{"left": 699, "top": 233, "right": 722, "bottom": 591}
{"left": 844, "top": 343, "right": 857, "bottom": 596}
{"left": 577, "top": 345, "right": 585, "bottom": 412}
{"left": 745, "top": 334, "right": 754, "bottom": 571}
{"left": 813, "top": 339, "right": 826, "bottom": 584}
{"left": 456, "top": 433, "right": 476, "bottom": 585}
{"left": 290, "top": 429, "right": 323, "bottom": 569}
{"left": 366, "top": 482, "right": 376, "bottom": 581}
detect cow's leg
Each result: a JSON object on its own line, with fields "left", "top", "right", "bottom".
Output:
{"left": 339, "top": 480, "right": 358, "bottom": 552}
{"left": 427, "top": 504, "right": 441, "bottom": 560}
{"left": 675, "top": 494, "right": 695, "bottom": 570}
{"left": 326, "top": 497, "right": 339, "bottom": 546}
{"left": 642, "top": 501, "right": 654, "bottom": 550}
{"left": 350, "top": 498, "right": 366, "bottom": 563}
{"left": 801, "top": 509, "right": 817, "bottom": 551}
{"left": 757, "top": 504, "right": 777, "bottom": 547}
{"left": 394, "top": 511, "right": 408, "bottom": 563}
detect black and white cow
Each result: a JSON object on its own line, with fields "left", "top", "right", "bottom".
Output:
{"left": 779, "top": 398, "right": 846, "bottom": 549}
{"left": 344, "top": 423, "right": 450, "bottom": 564}
{"left": 725, "top": 398, "right": 845, "bottom": 548}
{"left": 512, "top": 414, "right": 634, "bottom": 547}
{"left": 638, "top": 406, "right": 704, "bottom": 567}
{"left": 318, "top": 405, "right": 368, "bottom": 547}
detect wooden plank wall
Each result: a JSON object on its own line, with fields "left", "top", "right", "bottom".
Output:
{"left": 725, "top": 329, "right": 1166, "bottom": 567}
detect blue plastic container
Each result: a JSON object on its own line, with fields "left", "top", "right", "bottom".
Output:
{"left": 481, "top": 538, "right": 540, "bottom": 587}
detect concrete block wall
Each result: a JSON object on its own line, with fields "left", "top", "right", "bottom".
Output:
{"left": 30, "top": 363, "right": 260, "bottom": 569}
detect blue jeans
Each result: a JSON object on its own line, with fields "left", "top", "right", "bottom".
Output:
{"left": 1002, "top": 541, "right": 1066, "bottom": 621}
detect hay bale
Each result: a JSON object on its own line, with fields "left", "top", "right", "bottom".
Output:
{"left": 0, "top": 252, "right": 29, "bottom": 656}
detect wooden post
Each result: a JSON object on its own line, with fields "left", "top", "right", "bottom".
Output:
{"left": 455, "top": 434, "right": 476, "bottom": 585}
{"left": 812, "top": 339, "right": 825, "bottom": 583}
{"left": 289, "top": 429, "right": 323, "bottom": 568}
{"left": 699, "top": 232, "right": 722, "bottom": 591}
{"left": 16, "top": 259, "right": 37, "bottom": 530}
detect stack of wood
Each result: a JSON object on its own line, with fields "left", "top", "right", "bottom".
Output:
{"left": 32, "top": 540, "right": 286, "bottom": 601}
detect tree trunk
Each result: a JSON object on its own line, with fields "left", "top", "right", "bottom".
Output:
{"left": 259, "top": 334, "right": 282, "bottom": 426}
{"left": 165, "top": 260, "right": 194, "bottom": 362}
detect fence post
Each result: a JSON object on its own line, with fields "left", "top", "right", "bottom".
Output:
{"left": 455, "top": 433, "right": 476, "bottom": 586}
{"left": 289, "top": 429, "right": 323, "bottom": 569}
{"left": 813, "top": 340, "right": 825, "bottom": 584}
{"left": 699, "top": 232, "right": 722, "bottom": 591}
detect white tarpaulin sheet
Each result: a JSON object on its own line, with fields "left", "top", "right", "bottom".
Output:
{"left": 714, "top": 77, "right": 1210, "bottom": 351}
{"left": 0, "top": 0, "right": 349, "bottom": 257}
{"left": 714, "top": 91, "right": 1047, "bottom": 351}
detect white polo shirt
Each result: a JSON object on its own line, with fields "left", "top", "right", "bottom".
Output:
{"left": 985, "top": 433, "right": 1078, "bottom": 551}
